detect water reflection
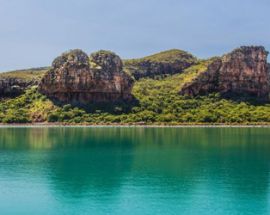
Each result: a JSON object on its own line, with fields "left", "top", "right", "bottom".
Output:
{"left": 0, "top": 127, "right": 270, "bottom": 214}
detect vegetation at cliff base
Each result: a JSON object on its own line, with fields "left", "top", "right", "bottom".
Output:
{"left": 1, "top": 61, "right": 270, "bottom": 124}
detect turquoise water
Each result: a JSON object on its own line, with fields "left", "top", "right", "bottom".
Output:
{"left": 0, "top": 127, "right": 270, "bottom": 215}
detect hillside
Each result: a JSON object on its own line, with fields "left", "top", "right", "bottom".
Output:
{"left": 0, "top": 46, "right": 270, "bottom": 125}
{"left": 124, "top": 49, "right": 197, "bottom": 79}
{"left": 1, "top": 60, "right": 270, "bottom": 124}
{"left": 0, "top": 49, "right": 196, "bottom": 81}
{"left": 0, "top": 67, "right": 49, "bottom": 81}
{"left": 0, "top": 67, "right": 49, "bottom": 97}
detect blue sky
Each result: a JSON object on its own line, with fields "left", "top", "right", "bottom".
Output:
{"left": 0, "top": 0, "right": 270, "bottom": 71}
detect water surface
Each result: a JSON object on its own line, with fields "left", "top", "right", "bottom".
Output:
{"left": 0, "top": 127, "right": 270, "bottom": 215}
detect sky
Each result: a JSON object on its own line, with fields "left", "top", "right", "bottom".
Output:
{"left": 0, "top": 0, "right": 270, "bottom": 71}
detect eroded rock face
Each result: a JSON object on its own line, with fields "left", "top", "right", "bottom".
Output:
{"left": 180, "top": 46, "right": 270, "bottom": 100}
{"left": 0, "top": 78, "right": 37, "bottom": 97}
{"left": 39, "top": 49, "right": 134, "bottom": 104}
{"left": 124, "top": 49, "right": 197, "bottom": 80}
{"left": 89, "top": 51, "right": 133, "bottom": 100}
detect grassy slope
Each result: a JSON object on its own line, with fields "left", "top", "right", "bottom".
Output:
{"left": 1, "top": 61, "right": 270, "bottom": 124}
{"left": 0, "top": 67, "right": 49, "bottom": 81}
{"left": 124, "top": 49, "right": 197, "bottom": 78}
{"left": 124, "top": 49, "right": 196, "bottom": 64}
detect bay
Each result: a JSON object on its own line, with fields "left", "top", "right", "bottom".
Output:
{"left": 0, "top": 127, "right": 270, "bottom": 215}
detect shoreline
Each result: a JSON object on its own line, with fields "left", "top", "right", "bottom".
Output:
{"left": 1, "top": 123, "right": 270, "bottom": 128}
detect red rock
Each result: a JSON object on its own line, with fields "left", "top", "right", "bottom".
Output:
{"left": 180, "top": 46, "right": 270, "bottom": 100}
{"left": 39, "top": 50, "right": 134, "bottom": 104}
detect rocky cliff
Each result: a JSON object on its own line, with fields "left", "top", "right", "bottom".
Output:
{"left": 0, "top": 78, "right": 36, "bottom": 97}
{"left": 180, "top": 46, "right": 270, "bottom": 100}
{"left": 38, "top": 50, "right": 134, "bottom": 104}
{"left": 124, "top": 49, "right": 197, "bottom": 80}
{"left": 1, "top": 46, "right": 270, "bottom": 103}
{"left": 0, "top": 68, "right": 47, "bottom": 97}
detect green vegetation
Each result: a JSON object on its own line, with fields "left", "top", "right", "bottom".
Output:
{"left": 124, "top": 49, "right": 196, "bottom": 65}
{"left": 1, "top": 61, "right": 270, "bottom": 125}
{"left": 124, "top": 49, "right": 198, "bottom": 80}
{"left": 123, "top": 49, "right": 198, "bottom": 80}
{"left": 0, "top": 67, "right": 49, "bottom": 81}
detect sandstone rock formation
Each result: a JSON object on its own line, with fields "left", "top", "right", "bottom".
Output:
{"left": 180, "top": 46, "right": 270, "bottom": 100}
{"left": 39, "top": 49, "right": 134, "bottom": 104}
{"left": 124, "top": 49, "right": 197, "bottom": 80}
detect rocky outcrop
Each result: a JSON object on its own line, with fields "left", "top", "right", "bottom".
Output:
{"left": 89, "top": 51, "right": 133, "bottom": 100}
{"left": 0, "top": 67, "right": 47, "bottom": 97}
{"left": 0, "top": 78, "right": 37, "bottom": 97}
{"left": 180, "top": 46, "right": 270, "bottom": 100}
{"left": 39, "top": 49, "right": 134, "bottom": 104}
{"left": 124, "top": 49, "right": 197, "bottom": 80}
